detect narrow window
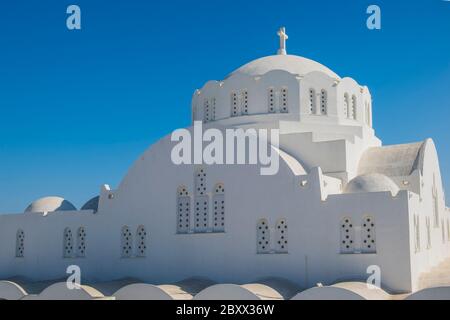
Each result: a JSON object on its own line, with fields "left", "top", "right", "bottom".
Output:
{"left": 361, "top": 216, "right": 376, "bottom": 253}
{"left": 211, "top": 97, "right": 216, "bottom": 121}
{"left": 275, "top": 219, "right": 288, "bottom": 253}
{"left": 212, "top": 183, "right": 225, "bottom": 233}
{"left": 241, "top": 90, "right": 249, "bottom": 115}
{"left": 16, "top": 229, "right": 25, "bottom": 258}
{"left": 177, "top": 186, "right": 191, "bottom": 234}
{"left": 351, "top": 95, "right": 357, "bottom": 120}
{"left": 194, "top": 196, "right": 209, "bottom": 233}
{"left": 203, "top": 99, "right": 210, "bottom": 122}
{"left": 63, "top": 228, "right": 74, "bottom": 258}
{"left": 280, "top": 87, "right": 288, "bottom": 113}
{"left": 340, "top": 217, "right": 354, "bottom": 253}
{"left": 121, "top": 226, "right": 133, "bottom": 258}
{"left": 320, "top": 89, "right": 327, "bottom": 115}
{"left": 257, "top": 219, "right": 270, "bottom": 253}
{"left": 76, "top": 227, "right": 86, "bottom": 258}
{"left": 194, "top": 168, "right": 208, "bottom": 233}
{"left": 268, "top": 88, "right": 276, "bottom": 113}
{"left": 231, "top": 92, "right": 239, "bottom": 116}
{"left": 136, "top": 225, "right": 147, "bottom": 257}
{"left": 344, "top": 93, "right": 349, "bottom": 118}
{"left": 309, "top": 89, "right": 316, "bottom": 114}
{"left": 426, "top": 216, "right": 432, "bottom": 249}
{"left": 195, "top": 168, "right": 207, "bottom": 196}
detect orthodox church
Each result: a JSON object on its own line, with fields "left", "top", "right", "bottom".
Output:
{"left": 0, "top": 28, "right": 449, "bottom": 300}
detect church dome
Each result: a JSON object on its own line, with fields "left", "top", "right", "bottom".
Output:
{"left": 192, "top": 27, "right": 373, "bottom": 136}
{"left": 24, "top": 196, "right": 77, "bottom": 213}
{"left": 228, "top": 54, "right": 340, "bottom": 79}
{"left": 344, "top": 174, "right": 399, "bottom": 196}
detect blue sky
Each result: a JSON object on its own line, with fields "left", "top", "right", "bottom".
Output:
{"left": 0, "top": 0, "right": 449, "bottom": 213}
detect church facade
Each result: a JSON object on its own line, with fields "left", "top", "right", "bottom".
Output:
{"left": 0, "top": 28, "right": 449, "bottom": 296}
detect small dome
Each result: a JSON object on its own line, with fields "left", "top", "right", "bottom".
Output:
{"left": 25, "top": 196, "right": 77, "bottom": 213}
{"left": 228, "top": 55, "right": 340, "bottom": 79}
{"left": 81, "top": 196, "right": 99, "bottom": 212}
{"left": 344, "top": 174, "right": 399, "bottom": 196}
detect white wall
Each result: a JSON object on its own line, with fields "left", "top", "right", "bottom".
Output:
{"left": 0, "top": 130, "right": 424, "bottom": 293}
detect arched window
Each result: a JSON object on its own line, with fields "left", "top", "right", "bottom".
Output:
{"left": 320, "top": 89, "right": 327, "bottom": 115}
{"left": 242, "top": 90, "right": 249, "bottom": 115}
{"left": 309, "top": 89, "right": 316, "bottom": 114}
{"left": 280, "top": 87, "right": 288, "bottom": 113}
{"left": 121, "top": 226, "right": 133, "bottom": 258}
{"left": 275, "top": 219, "right": 288, "bottom": 253}
{"left": 63, "top": 228, "right": 74, "bottom": 258}
{"left": 203, "top": 99, "right": 210, "bottom": 122}
{"left": 231, "top": 92, "right": 239, "bottom": 116}
{"left": 343, "top": 93, "right": 349, "bottom": 118}
{"left": 136, "top": 225, "right": 147, "bottom": 257}
{"left": 257, "top": 219, "right": 270, "bottom": 254}
{"left": 268, "top": 88, "right": 275, "bottom": 113}
{"left": 362, "top": 216, "right": 376, "bottom": 253}
{"left": 194, "top": 168, "right": 209, "bottom": 233}
{"left": 16, "top": 229, "right": 25, "bottom": 258}
{"left": 177, "top": 186, "right": 191, "bottom": 234}
{"left": 351, "top": 95, "right": 357, "bottom": 120}
{"left": 76, "top": 227, "right": 86, "bottom": 258}
{"left": 340, "top": 217, "right": 354, "bottom": 254}
{"left": 212, "top": 183, "right": 225, "bottom": 233}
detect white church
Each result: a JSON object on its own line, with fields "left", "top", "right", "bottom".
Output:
{"left": 0, "top": 28, "right": 449, "bottom": 300}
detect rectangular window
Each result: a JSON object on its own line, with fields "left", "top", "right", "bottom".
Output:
{"left": 241, "top": 90, "right": 249, "bottom": 115}
{"left": 268, "top": 88, "right": 275, "bottom": 113}
{"left": 280, "top": 87, "right": 288, "bottom": 113}
{"left": 194, "top": 196, "right": 209, "bottom": 233}
{"left": 211, "top": 98, "right": 216, "bottom": 121}
{"left": 231, "top": 92, "right": 239, "bottom": 117}
{"left": 203, "top": 99, "right": 210, "bottom": 122}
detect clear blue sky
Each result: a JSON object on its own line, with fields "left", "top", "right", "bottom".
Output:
{"left": 0, "top": 0, "right": 449, "bottom": 213}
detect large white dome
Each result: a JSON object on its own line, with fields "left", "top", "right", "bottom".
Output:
{"left": 24, "top": 196, "right": 77, "bottom": 213}
{"left": 228, "top": 54, "right": 340, "bottom": 79}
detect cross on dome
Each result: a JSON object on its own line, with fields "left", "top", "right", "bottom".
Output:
{"left": 277, "top": 27, "right": 288, "bottom": 55}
